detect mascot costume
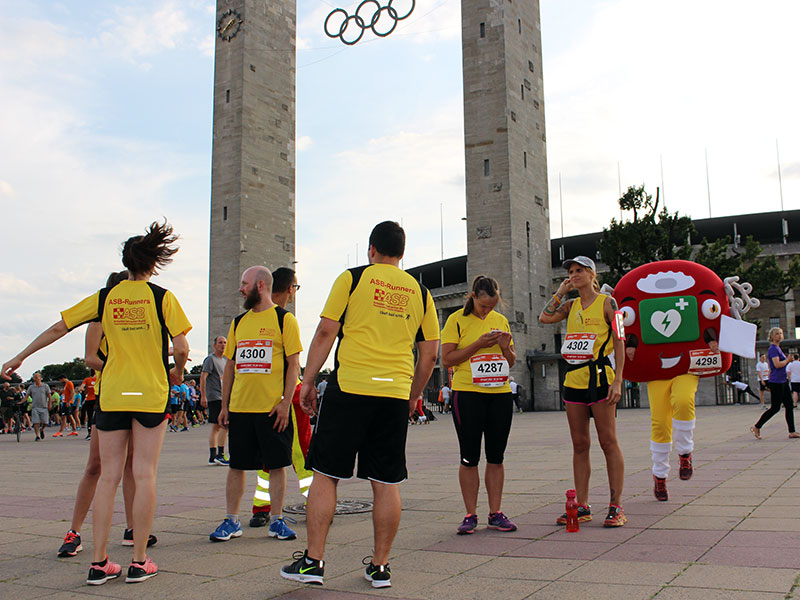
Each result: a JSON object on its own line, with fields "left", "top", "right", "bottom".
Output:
{"left": 611, "top": 260, "right": 758, "bottom": 500}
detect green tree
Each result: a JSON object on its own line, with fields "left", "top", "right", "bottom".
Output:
{"left": 190, "top": 364, "right": 203, "bottom": 375}
{"left": 40, "top": 358, "right": 91, "bottom": 382}
{"left": 598, "top": 185, "right": 694, "bottom": 285}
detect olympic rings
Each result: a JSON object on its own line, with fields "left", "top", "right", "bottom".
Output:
{"left": 324, "top": 0, "right": 415, "bottom": 45}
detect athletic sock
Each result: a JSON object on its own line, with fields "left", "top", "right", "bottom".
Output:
{"left": 217, "top": 446, "right": 224, "bottom": 457}
{"left": 226, "top": 514, "right": 240, "bottom": 524}
{"left": 210, "top": 448, "right": 216, "bottom": 461}
{"left": 92, "top": 557, "right": 108, "bottom": 567}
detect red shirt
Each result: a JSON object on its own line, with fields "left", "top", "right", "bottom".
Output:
{"left": 62, "top": 380, "right": 74, "bottom": 405}
{"left": 82, "top": 377, "right": 96, "bottom": 401}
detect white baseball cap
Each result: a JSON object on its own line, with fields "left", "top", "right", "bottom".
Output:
{"left": 562, "top": 256, "right": 596, "bottom": 271}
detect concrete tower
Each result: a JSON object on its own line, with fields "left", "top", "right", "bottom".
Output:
{"left": 461, "top": 0, "right": 551, "bottom": 381}
{"left": 208, "top": 0, "right": 296, "bottom": 348}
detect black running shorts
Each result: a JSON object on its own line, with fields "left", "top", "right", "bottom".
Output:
{"left": 228, "top": 411, "right": 293, "bottom": 471}
{"left": 305, "top": 384, "right": 409, "bottom": 484}
{"left": 207, "top": 400, "right": 222, "bottom": 424}
{"left": 451, "top": 390, "right": 513, "bottom": 467}
{"left": 94, "top": 405, "right": 168, "bottom": 431}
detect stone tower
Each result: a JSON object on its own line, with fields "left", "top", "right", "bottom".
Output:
{"left": 208, "top": 0, "right": 296, "bottom": 348}
{"left": 461, "top": 0, "right": 551, "bottom": 380}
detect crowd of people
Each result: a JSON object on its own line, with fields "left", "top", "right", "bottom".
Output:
{"left": 0, "top": 219, "right": 784, "bottom": 591}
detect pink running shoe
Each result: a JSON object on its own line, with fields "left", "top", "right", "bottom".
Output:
{"left": 126, "top": 556, "right": 158, "bottom": 583}
{"left": 86, "top": 556, "right": 121, "bottom": 585}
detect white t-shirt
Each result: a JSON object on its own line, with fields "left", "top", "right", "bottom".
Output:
{"left": 756, "top": 361, "right": 769, "bottom": 382}
{"left": 441, "top": 386, "right": 451, "bottom": 401}
{"left": 510, "top": 381, "right": 518, "bottom": 394}
{"left": 788, "top": 361, "right": 800, "bottom": 383}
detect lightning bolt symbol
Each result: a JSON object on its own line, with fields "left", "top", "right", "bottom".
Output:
{"left": 662, "top": 314, "right": 671, "bottom": 332}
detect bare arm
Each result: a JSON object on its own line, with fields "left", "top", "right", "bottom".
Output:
{"left": 299, "top": 317, "right": 341, "bottom": 415}
{"left": 605, "top": 296, "right": 625, "bottom": 405}
{"left": 539, "top": 278, "right": 575, "bottom": 324}
{"left": 219, "top": 358, "right": 235, "bottom": 427}
{"left": 408, "top": 339, "right": 440, "bottom": 417}
{"left": 84, "top": 322, "right": 104, "bottom": 371}
{"left": 199, "top": 371, "right": 209, "bottom": 408}
{"left": 169, "top": 334, "right": 189, "bottom": 385}
{"left": 270, "top": 352, "right": 300, "bottom": 432}
{"left": 772, "top": 351, "right": 794, "bottom": 369}
{"left": 2, "top": 319, "right": 70, "bottom": 379}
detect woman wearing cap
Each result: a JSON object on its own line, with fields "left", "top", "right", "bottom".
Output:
{"left": 441, "top": 275, "right": 517, "bottom": 535}
{"left": 539, "top": 256, "right": 627, "bottom": 527}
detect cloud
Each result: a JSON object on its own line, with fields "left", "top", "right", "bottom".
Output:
{"left": 297, "top": 135, "right": 313, "bottom": 151}
{"left": 0, "top": 275, "right": 36, "bottom": 295}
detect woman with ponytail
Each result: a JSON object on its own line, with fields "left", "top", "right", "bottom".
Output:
{"left": 441, "top": 275, "right": 517, "bottom": 535}
{"left": 2, "top": 221, "right": 191, "bottom": 584}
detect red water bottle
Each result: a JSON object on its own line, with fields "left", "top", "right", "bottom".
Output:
{"left": 565, "top": 489, "right": 579, "bottom": 532}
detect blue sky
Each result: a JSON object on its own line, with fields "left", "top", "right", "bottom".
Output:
{"left": 2, "top": 0, "right": 799, "bottom": 377}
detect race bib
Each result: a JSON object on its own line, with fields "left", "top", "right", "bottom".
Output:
{"left": 561, "top": 333, "right": 597, "bottom": 364}
{"left": 688, "top": 349, "right": 722, "bottom": 376}
{"left": 236, "top": 339, "right": 273, "bottom": 374}
{"left": 470, "top": 354, "right": 509, "bottom": 387}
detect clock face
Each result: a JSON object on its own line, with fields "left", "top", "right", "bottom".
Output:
{"left": 217, "top": 8, "right": 243, "bottom": 41}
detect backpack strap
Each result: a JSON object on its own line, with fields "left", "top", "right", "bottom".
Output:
{"left": 146, "top": 283, "right": 170, "bottom": 380}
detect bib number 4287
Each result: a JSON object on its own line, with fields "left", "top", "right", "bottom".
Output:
{"left": 470, "top": 354, "right": 509, "bottom": 387}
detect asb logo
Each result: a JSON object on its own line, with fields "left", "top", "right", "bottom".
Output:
{"left": 113, "top": 307, "right": 125, "bottom": 319}
{"left": 374, "top": 289, "right": 386, "bottom": 302}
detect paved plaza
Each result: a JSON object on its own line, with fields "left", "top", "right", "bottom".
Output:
{"left": 1, "top": 403, "right": 799, "bottom": 599}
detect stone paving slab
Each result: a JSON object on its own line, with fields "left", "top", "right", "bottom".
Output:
{"left": 1, "top": 405, "right": 800, "bottom": 599}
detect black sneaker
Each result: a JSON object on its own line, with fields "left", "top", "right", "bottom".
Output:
{"left": 363, "top": 557, "right": 391, "bottom": 588}
{"left": 249, "top": 511, "right": 270, "bottom": 528}
{"left": 58, "top": 529, "right": 82, "bottom": 557}
{"left": 122, "top": 528, "right": 158, "bottom": 547}
{"left": 280, "top": 550, "right": 324, "bottom": 585}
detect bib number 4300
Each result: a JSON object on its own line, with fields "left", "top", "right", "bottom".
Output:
{"left": 236, "top": 339, "right": 273, "bottom": 374}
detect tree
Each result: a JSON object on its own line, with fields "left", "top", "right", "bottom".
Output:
{"left": 600, "top": 185, "right": 800, "bottom": 303}
{"left": 598, "top": 185, "right": 694, "bottom": 285}
{"left": 190, "top": 364, "right": 203, "bottom": 375}
{"left": 40, "top": 358, "right": 91, "bottom": 382}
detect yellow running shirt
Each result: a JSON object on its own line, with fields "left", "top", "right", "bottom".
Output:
{"left": 441, "top": 309, "right": 513, "bottom": 394}
{"left": 563, "top": 293, "right": 615, "bottom": 389}
{"left": 61, "top": 280, "right": 192, "bottom": 412}
{"left": 223, "top": 306, "right": 303, "bottom": 412}
{"left": 321, "top": 264, "right": 439, "bottom": 399}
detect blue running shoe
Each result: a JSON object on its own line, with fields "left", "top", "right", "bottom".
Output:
{"left": 213, "top": 455, "right": 229, "bottom": 466}
{"left": 209, "top": 518, "right": 243, "bottom": 542}
{"left": 268, "top": 516, "right": 298, "bottom": 540}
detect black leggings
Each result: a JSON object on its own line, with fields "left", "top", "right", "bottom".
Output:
{"left": 756, "top": 382, "right": 795, "bottom": 433}
{"left": 452, "top": 391, "right": 513, "bottom": 467}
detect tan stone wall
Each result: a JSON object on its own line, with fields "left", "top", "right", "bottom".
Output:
{"left": 209, "top": 0, "right": 296, "bottom": 350}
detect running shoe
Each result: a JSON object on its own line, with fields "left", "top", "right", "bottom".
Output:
{"left": 57, "top": 529, "right": 82, "bottom": 557}
{"left": 209, "top": 518, "right": 243, "bottom": 542}
{"left": 180, "top": 427, "right": 188, "bottom": 432}
{"left": 214, "top": 455, "right": 229, "bottom": 466}
{"left": 250, "top": 511, "right": 270, "bottom": 527}
{"left": 363, "top": 557, "right": 391, "bottom": 588}
{"left": 678, "top": 452, "right": 693, "bottom": 480}
{"left": 281, "top": 550, "right": 324, "bottom": 585}
{"left": 68, "top": 431, "right": 79, "bottom": 436}
{"left": 86, "top": 556, "right": 121, "bottom": 585}
{"left": 487, "top": 511, "right": 517, "bottom": 532}
{"left": 52, "top": 431, "right": 63, "bottom": 437}
{"left": 456, "top": 513, "right": 478, "bottom": 535}
{"left": 603, "top": 505, "right": 627, "bottom": 527}
{"left": 122, "top": 529, "right": 158, "bottom": 547}
{"left": 125, "top": 556, "right": 158, "bottom": 583}
{"left": 268, "top": 516, "right": 298, "bottom": 540}
{"left": 653, "top": 475, "right": 669, "bottom": 501}
{"left": 557, "top": 504, "right": 592, "bottom": 525}
{"left": 208, "top": 457, "right": 216, "bottom": 465}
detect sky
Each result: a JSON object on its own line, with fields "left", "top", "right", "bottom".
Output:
{"left": 1, "top": 0, "right": 798, "bottom": 379}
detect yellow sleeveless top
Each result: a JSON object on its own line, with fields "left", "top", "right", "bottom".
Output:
{"left": 564, "top": 294, "right": 615, "bottom": 389}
